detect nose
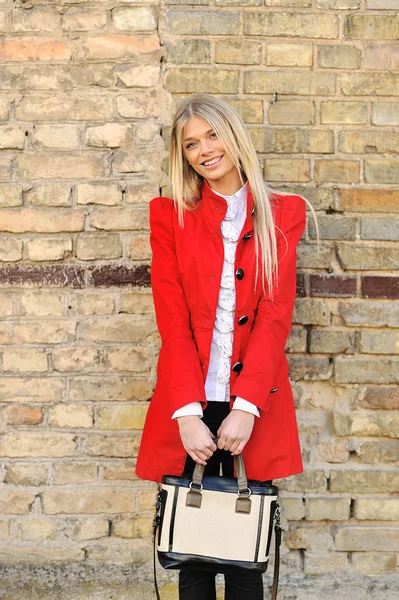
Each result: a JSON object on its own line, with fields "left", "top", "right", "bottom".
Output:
{"left": 200, "top": 139, "right": 214, "bottom": 155}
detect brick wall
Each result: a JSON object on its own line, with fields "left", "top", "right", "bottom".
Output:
{"left": 0, "top": 0, "right": 398, "bottom": 583}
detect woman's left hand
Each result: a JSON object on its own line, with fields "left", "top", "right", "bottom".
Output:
{"left": 217, "top": 410, "right": 255, "bottom": 456}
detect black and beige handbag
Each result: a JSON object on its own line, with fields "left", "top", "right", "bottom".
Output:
{"left": 152, "top": 454, "right": 282, "bottom": 599}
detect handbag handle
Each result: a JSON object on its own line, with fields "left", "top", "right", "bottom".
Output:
{"left": 187, "top": 454, "right": 251, "bottom": 513}
{"left": 191, "top": 453, "right": 249, "bottom": 494}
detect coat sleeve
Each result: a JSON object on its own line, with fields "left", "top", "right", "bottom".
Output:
{"left": 149, "top": 197, "right": 206, "bottom": 415}
{"left": 231, "top": 195, "right": 306, "bottom": 412}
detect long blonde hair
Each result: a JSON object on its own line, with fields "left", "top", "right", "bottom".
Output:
{"left": 169, "top": 94, "right": 317, "bottom": 298}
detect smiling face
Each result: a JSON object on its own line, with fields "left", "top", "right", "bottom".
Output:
{"left": 182, "top": 115, "right": 242, "bottom": 194}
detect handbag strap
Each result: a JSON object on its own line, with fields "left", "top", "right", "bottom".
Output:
{"left": 152, "top": 496, "right": 282, "bottom": 600}
{"left": 192, "top": 454, "right": 249, "bottom": 494}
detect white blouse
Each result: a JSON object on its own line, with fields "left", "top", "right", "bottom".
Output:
{"left": 172, "top": 182, "right": 260, "bottom": 420}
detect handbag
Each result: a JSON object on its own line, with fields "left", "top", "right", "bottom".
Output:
{"left": 152, "top": 454, "right": 282, "bottom": 599}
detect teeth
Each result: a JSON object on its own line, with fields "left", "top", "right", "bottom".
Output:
{"left": 204, "top": 156, "right": 222, "bottom": 166}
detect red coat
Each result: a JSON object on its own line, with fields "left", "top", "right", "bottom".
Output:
{"left": 136, "top": 181, "right": 306, "bottom": 483}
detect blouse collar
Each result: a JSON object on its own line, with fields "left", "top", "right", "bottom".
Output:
{"left": 200, "top": 179, "right": 255, "bottom": 231}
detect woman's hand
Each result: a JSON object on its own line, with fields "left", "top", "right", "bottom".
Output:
{"left": 177, "top": 416, "right": 217, "bottom": 466}
{"left": 217, "top": 410, "right": 255, "bottom": 456}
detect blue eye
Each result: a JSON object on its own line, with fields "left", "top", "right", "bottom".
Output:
{"left": 186, "top": 142, "right": 196, "bottom": 149}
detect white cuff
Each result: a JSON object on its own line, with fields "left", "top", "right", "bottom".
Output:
{"left": 232, "top": 397, "right": 260, "bottom": 417}
{"left": 172, "top": 402, "right": 203, "bottom": 419}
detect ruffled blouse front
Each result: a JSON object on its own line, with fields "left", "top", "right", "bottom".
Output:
{"left": 204, "top": 185, "right": 247, "bottom": 402}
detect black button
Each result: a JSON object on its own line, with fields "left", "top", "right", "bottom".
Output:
{"left": 235, "top": 268, "right": 244, "bottom": 280}
{"left": 251, "top": 207, "right": 255, "bottom": 216}
{"left": 238, "top": 315, "right": 248, "bottom": 326}
{"left": 270, "top": 387, "right": 278, "bottom": 393}
{"left": 232, "top": 362, "right": 243, "bottom": 373}
{"left": 242, "top": 233, "right": 252, "bottom": 240}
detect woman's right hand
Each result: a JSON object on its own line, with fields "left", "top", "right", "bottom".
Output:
{"left": 176, "top": 416, "right": 217, "bottom": 465}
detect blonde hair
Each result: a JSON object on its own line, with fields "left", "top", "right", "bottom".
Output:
{"left": 169, "top": 94, "right": 317, "bottom": 298}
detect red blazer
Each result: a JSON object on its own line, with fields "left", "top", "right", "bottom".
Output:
{"left": 136, "top": 181, "right": 306, "bottom": 483}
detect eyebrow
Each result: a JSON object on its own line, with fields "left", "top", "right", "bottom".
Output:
{"left": 183, "top": 128, "right": 214, "bottom": 143}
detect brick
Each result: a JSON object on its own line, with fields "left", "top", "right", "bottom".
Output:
{"left": 0, "top": 490, "right": 35, "bottom": 515}
{"left": 361, "top": 276, "right": 399, "bottom": 299}
{"left": 41, "top": 489, "right": 136, "bottom": 514}
{"left": 85, "top": 434, "right": 141, "bottom": 458}
{"left": 304, "top": 552, "right": 350, "bottom": 575}
{"left": 349, "top": 412, "right": 399, "bottom": 438}
{"left": 345, "top": 15, "right": 399, "bottom": 40}
{"left": 112, "top": 8, "right": 156, "bottom": 32}
{"left": 76, "top": 235, "right": 122, "bottom": 260}
{"left": 83, "top": 36, "right": 160, "bottom": 60}
{"left": 316, "top": 440, "right": 350, "bottom": 464}
{"left": 68, "top": 293, "right": 115, "bottom": 316}
{"left": 339, "top": 130, "right": 399, "bottom": 154}
{"left": 264, "top": 159, "right": 310, "bottom": 182}
{"left": 330, "top": 470, "right": 399, "bottom": 493}
{"left": 335, "top": 358, "right": 399, "bottom": 384}
{"left": 11, "top": 8, "right": 60, "bottom": 32}
{"left": 90, "top": 207, "right": 148, "bottom": 231}
{"left": 69, "top": 377, "right": 152, "bottom": 403}
{"left": 0, "top": 432, "right": 76, "bottom": 457}
{"left": 16, "top": 96, "right": 113, "bottom": 121}
{"left": 352, "top": 552, "right": 397, "bottom": 575}
{"left": 310, "top": 275, "right": 356, "bottom": 298}
{"left": 103, "top": 463, "right": 137, "bottom": 482}
{"left": 268, "top": 100, "right": 315, "bottom": 125}
{"left": 216, "top": 0, "right": 261, "bottom": 4}
{"left": 17, "top": 518, "right": 56, "bottom": 542}
{"left": 0, "top": 157, "right": 12, "bottom": 179}
{"left": 245, "top": 71, "right": 335, "bottom": 96}
{"left": 77, "top": 315, "right": 156, "bottom": 344}
{"left": 321, "top": 102, "right": 367, "bottom": 124}
{"left": 308, "top": 215, "right": 356, "bottom": 240}
{"left": 0, "top": 377, "right": 64, "bottom": 402}
{"left": 18, "top": 291, "right": 63, "bottom": 317}
{"left": 364, "top": 44, "right": 399, "bottom": 71}
{"left": 2, "top": 348, "right": 48, "bottom": 373}
{"left": 0, "top": 546, "right": 83, "bottom": 564}
{"left": 365, "top": 160, "right": 399, "bottom": 184}
{"left": 315, "top": 161, "right": 360, "bottom": 184}
{"left": 167, "top": 10, "right": 239, "bottom": 35}
{"left": 309, "top": 330, "right": 355, "bottom": 354}
{"left": 49, "top": 405, "right": 93, "bottom": 428}
{"left": 295, "top": 245, "right": 332, "bottom": 269}
{"left": 26, "top": 183, "right": 71, "bottom": 207}
{"left": 89, "top": 265, "right": 150, "bottom": 287}
{"left": 124, "top": 182, "right": 159, "bottom": 203}
{"left": 97, "top": 405, "right": 148, "bottom": 430}
{"left": 116, "top": 90, "right": 174, "bottom": 119}
{"left": 372, "top": 103, "right": 399, "bottom": 126}
{"left": 285, "top": 526, "right": 333, "bottom": 552}
{"left": 76, "top": 183, "right": 121, "bottom": 206}
{"left": 318, "top": 0, "right": 359, "bottom": 8}
{"left": 335, "top": 527, "right": 399, "bottom": 552}
{"left": 354, "top": 498, "right": 399, "bottom": 521}
{"left": 215, "top": 40, "right": 262, "bottom": 65}
{"left": 2, "top": 405, "right": 43, "bottom": 426}
{"left": 0, "top": 97, "right": 8, "bottom": 120}
{"left": 339, "top": 300, "right": 399, "bottom": 327}
{"left": 244, "top": 12, "right": 337, "bottom": 39}
{"left": 27, "top": 238, "right": 73, "bottom": 262}
{"left": 318, "top": 45, "right": 361, "bottom": 69}
{"left": 0, "top": 126, "right": 25, "bottom": 149}
{"left": 257, "top": 129, "right": 333, "bottom": 154}
{"left": 0, "top": 38, "right": 71, "bottom": 61}
{"left": 0, "top": 208, "right": 84, "bottom": 233}
{"left": 0, "top": 239, "right": 23, "bottom": 262}
{"left": 366, "top": 0, "right": 399, "bottom": 6}
{"left": 285, "top": 327, "right": 307, "bottom": 353}
{"left": 14, "top": 65, "right": 66, "bottom": 92}
{"left": 114, "top": 64, "right": 160, "bottom": 88}
{"left": 267, "top": 44, "right": 312, "bottom": 67}
{"left": 280, "top": 497, "right": 305, "bottom": 521}
{"left": 266, "top": 0, "right": 311, "bottom": 5}
{"left": 165, "top": 68, "right": 239, "bottom": 94}
{"left": 69, "top": 518, "right": 109, "bottom": 541}
{"left": 13, "top": 320, "right": 76, "bottom": 344}
{"left": 293, "top": 299, "right": 330, "bottom": 325}
{"left": 357, "top": 441, "right": 399, "bottom": 464}
{"left": 359, "top": 386, "right": 399, "bottom": 411}
{"left": 62, "top": 9, "right": 108, "bottom": 31}
{"left": 32, "top": 124, "right": 80, "bottom": 150}
{"left": 360, "top": 330, "right": 399, "bottom": 354}
{"left": 305, "top": 497, "right": 350, "bottom": 521}
{"left": 340, "top": 73, "right": 399, "bottom": 96}
{"left": 85, "top": 124, "right": 132, "bottom": 148}
{"left": 120, "top": 293, "right": 154, "bottom": 315}
{"left": 130, "top": 235, "right": 151, "bottom": 260}
{"left": 277, "top": 470, "right": 328, "bottom": 493}
{"left": 338, "top": 189, "right": 399, "bottom": 213}
{"left": 288, "top": 356, "right": 331, "bottom": 381}
{"left": 4, "top": 463, "right": 47, "bottom": 486}
{"left": 105, "top": 346, "right": 152, "bottom": 372}
{"left": 53, "top": 347, "right": 102, "bottom": 372}
{"left": 165, "top": 39, "right": 210, "bottom": 64}
{"left": 18, "top": 153, "right": 108, "bottom": 180}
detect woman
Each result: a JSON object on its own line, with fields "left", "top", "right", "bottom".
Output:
{"left": 136, "top": 94, "right": 314, "bottom": 600}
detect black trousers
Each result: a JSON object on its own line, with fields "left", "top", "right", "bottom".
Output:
{"left": 179, "top": 402, "right": 271, "bottom": 600}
